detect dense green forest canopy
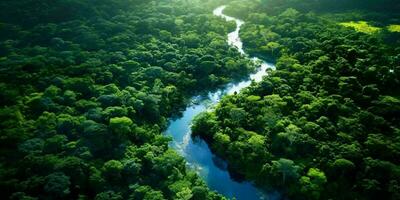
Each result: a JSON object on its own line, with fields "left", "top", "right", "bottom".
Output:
{"left": 1, "top": 0, "right": 399, "bottom": 199}
{"left": 193, "top": 0, "right": 400, "bottom": 200}
{"left": 260, "top": 0, "right": 400, "bottom": 13}
{"left": 0, "top": 0, "right": 150, "bottom": 26}
{"left": 0, "top": 0, "right": 255, "bottom": 199}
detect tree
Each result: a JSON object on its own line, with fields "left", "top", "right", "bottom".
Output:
{"left": 102, "top": 160, "right": 123, "bottom": 180}
{"left": 191, "top": 112, "right": 217, "bottom": 139}
{"left": 143, "top": 190, "right": 164, "bottom": 200}
{"left": 98, "top": 94, "right": 122, "bottom": 107}
{"left": 261, "top": 42, "right": 281, "bottom": 57}
{"left": 95, "top": 191, "right": 123, "bottom": 200}
{"left": 109, "top": 116, "right": 133, "bottom": 137}
{"left": 152, "top": 149, "right": 185, "bottom": 178}
{"left": 122, "top": 158, "right": 142, "bottom": 182}
{"left": 44, "top": 172, "right": 71, "bottom": 197}
{"left": 229, "top": 107, "right": 246, "bottom": 126}
{"left": 300, "top": 168, "right": 327, "bottom": 199}
{"left": 44, "top": 134, "right": 67, "bottom": 153}
{"left": 81, "top": 120, "right": 111, "bottom": 155}
{"left": 271, "top": 158, "right": 300, "bottom": 185}
{"left": 18, "top": 138, "right": 45, "bottom": 154}
{"left": 278, "top": 124, "right": 302, "bottom": 145}
{"left": 176, "top": 187, "right": 193, "bottom": 200}
{"left": 182, "top": 32, "right": 200, "bottom": 48}
{"left": 191, "top": 186, "right": 208, "bottom": 200}
{"left": 331, "top": 158, "right": 356, "bottom": 176}
{"left": 88, "top": 167, "right": 105, "bottom": 193}
{"left": 279, "top": 8, "right": 300, "bottom": 18}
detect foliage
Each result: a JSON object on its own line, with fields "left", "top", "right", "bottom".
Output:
{"left": 193, "top": 0, "right": 400, "bottom": 199}
{"left": 388, "top": 25, "right": 400, "bottom": 32}
{"left": 0, "top": 0, "right": 247, "bottom": 199}
{"left": 339, "top": 21, "right": 381, "bottom": 34}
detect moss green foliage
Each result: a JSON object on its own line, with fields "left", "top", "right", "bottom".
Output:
{"left": 339, "top": 21, "right": 381, "bottom": 34}
{"left": 0, "top": 0, "right": 256, "bottom": 199}
{"left": 193, "top": 0, "right": 400, "bottom": 200}
{"left": 388, "top": 25, "right": 400, "bottom": 32}
{"left": 267, "top": 0, "right": 400, "bottom": 13}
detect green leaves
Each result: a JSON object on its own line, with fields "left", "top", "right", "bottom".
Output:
{"left": 331, "top": 158, "right": 356, "bottom": 175}
{"left": 44, "top": 172, "right": 71, "bottom": 197}
{"left": 0, "top": 0, "right": 255, "bottom": 199}
{"left": 191, "top": 1, "right": 400, "bottom": 199}
{"left": 271, "top": 158, "right": 300, "bottom": 185}
{"left": 300, "top": 168, "right": 327, "bottom": 199}
{"left": 109, "top": 116, "right": 133, "bottom": 136}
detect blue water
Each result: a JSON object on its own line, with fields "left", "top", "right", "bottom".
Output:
{"left": 165, "top": 5, "right": 279, "bottom": 200}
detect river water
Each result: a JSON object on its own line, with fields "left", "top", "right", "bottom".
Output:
{"left": 165, "top": 5, "right": 278, "bottom": 200}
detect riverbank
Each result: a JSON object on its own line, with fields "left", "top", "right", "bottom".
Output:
{"left": 165, "top": 5, "right": 279, "bottom": 200}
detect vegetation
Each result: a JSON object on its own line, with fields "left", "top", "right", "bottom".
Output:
{"left": 0, "top": 0, "right": 256, "bottom": 199}
{"left": 193, "top": 0, "right": 400, "bottom": 199}
{"left": 338, "top": 22, "right": 400, "bottom": 35}
{"left": 1, "top": 0, "right": 399, "bottom": 199}
{"left": 388, "top": 25, "right": 400, "bottom": 32}
{"left": 339, "top": 21, "right": 381, "bottom": 34}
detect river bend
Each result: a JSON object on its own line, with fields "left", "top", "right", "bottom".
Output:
{"left": 165, "top": 5, "right": 277, "bottom": 200}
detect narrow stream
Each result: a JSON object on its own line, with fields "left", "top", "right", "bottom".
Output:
{"left": 165, "top": 5, "right": 278, "bottom": 200}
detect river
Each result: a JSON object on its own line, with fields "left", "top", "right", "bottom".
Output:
{"left": 165, "top": 5, "right": 278, "bottom": 200}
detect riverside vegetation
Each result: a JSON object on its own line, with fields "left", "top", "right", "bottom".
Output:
{"left": 0, "top": 0, "right": 258, "bottom": 199}
{"left": 1, "top": 0, "right": 399, "bottom": 200}
{"left": 193, "top": 0, "right": 400, "bottom": 200}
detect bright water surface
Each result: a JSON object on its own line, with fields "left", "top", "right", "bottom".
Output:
{"left": 165, "top": 5, "right": 278, "bottom": 200}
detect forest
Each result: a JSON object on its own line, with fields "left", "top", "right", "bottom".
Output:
{"left": 0, "top": 0, "right": 256, "bottom": 199}
{"left": 0, "top": 0, "right": 399, "bottom": 200}
{"left": 193, "top": 0, "right": 400, "bottom": 200}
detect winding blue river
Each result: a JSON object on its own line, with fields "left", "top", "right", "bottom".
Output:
{"left": 165, "top": 6, "right": 278, "bottom": 200}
